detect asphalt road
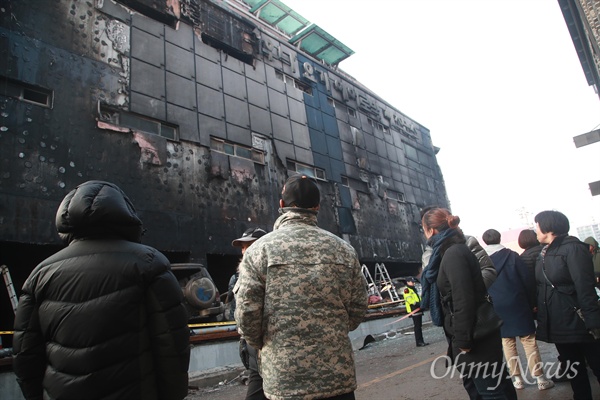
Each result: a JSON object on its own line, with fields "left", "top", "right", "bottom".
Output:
{"left": 186, "top": 324, "right": 599, "bottom": 400}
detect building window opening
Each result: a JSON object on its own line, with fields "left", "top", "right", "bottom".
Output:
{"left": 276, "top": 70, "right": 313, "bottom": 95}
{"left": 201, "top": 33, "right": 255, "bottom": 65}
{"left": 98, "top": 103, "right": 178, "bottom": 140}
{"left": 0, "top": 76, "right": 53, "bottom": 108}
{"left": 386, "top": 190, "right": 405, "bottom": 202}
{"left": 211, "top": 137, "right": 265, "bottom": 164}
{"left": 287, "top": 160, "right": 326, "bottom": 180}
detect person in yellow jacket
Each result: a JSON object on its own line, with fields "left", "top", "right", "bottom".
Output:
{"left": 403, "top": 277, "right": 429, "bottom": 347}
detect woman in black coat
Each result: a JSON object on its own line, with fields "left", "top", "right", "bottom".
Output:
{"left": 421, "top": 208, "right": 516, "bottom": 400}
{"left": 534, "top": 210, "right": 600, "bottom": 400}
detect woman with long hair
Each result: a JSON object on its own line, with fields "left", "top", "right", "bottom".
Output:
{"left": 421, "top": 207, "right": 516, "bottom": 399}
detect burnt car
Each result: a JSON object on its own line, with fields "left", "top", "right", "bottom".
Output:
{"left": 170, "top": 263, "right": 226, "bottom": 323}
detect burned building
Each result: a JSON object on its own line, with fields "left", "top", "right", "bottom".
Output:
{"left": 0, "top": 0, "right": 449, "bottom": 332}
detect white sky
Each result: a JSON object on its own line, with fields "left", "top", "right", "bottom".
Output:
{"left": 282, "top": 0, "right": 600, "bottom": 237}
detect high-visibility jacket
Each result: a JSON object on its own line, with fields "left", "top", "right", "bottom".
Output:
{"left": 403, "top": 286, "right": 421, "bottom": 315}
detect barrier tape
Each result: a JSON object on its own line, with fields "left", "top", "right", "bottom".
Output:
{"left": 188, "top": 321, "right": 236, "bottom": 329}
{"left": 383, "top": 307, "right": 421, "bottom": 326}
{"left": 0, "top": 322, "right": 236, "bottom": 336}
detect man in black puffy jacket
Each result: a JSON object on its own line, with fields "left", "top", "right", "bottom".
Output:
{"left": 13, "top": 181, "right": 190, "bottom": 400}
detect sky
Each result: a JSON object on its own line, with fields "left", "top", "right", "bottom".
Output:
{"left": 281, "top": 0, "right": 600, "bottom": 238}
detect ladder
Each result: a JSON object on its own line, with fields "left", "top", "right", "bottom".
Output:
{"left": 361, "top": 264, "right": 381, "bottom": 298}
{"left": 1, "top": 265, "right": 19, "bottom": 313}
{"left": 374, "top": 263, "right": 401, "bottom": 303}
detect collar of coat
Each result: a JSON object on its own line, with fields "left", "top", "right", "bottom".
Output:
{"left": 274, "top": 207, "right": 318, "bottom": 230}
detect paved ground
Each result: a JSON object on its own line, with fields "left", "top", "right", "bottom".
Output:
{"left": 185, "top": 323, "right": 600, "bottom": 400}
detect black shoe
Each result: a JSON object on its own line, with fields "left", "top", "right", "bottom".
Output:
{"left": 416, "top": 342, "right": 429, "bottom": 347}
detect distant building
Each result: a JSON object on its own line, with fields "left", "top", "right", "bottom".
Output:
{"left": 559, "top": 0, "right": 600, "bottom": 99}
{"left": 576, "top": 222, "right": 600, "bottom": 241}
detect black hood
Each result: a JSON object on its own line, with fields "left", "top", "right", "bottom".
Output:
{"left": 56, "top": 180, "right": 143, "bottom": 244}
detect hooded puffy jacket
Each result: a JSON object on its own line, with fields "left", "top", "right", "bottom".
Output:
{"left": 13, "top": 181, "right": 190, "bottom": 400}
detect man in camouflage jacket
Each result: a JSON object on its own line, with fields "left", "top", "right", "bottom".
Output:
{"left": 235, "top": 174, "right": 368, "bottom": 400}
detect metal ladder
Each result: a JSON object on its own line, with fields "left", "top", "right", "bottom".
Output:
{"left": 361, "top": 264, "right": 381, "bottom": 299}
{"left": 1, "top": 265, "right": 19, "bottom": 313}
{"left": 1, "top": 265, "right": 18, "bottom": 352}
{"left": 374, "top": 263, "right": 401, "bottom": 303}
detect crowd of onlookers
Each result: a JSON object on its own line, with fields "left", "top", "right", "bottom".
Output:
{"left": 10, "top": 178, "right": 600, "bottom": 400}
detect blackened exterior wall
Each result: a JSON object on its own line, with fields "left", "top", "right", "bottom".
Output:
{"left": 0, "top": 0, "right": 449, "bottom": 299}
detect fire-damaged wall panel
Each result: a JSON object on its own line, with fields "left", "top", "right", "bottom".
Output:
{"left": 1, "top": 0, "right": 451, "bottom": 336}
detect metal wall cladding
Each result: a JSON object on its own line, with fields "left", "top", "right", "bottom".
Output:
{"left": 249, "top": 105, "right": 271, "bottom": 136}
{"left": 222, "top": 68, "right": 247, "bottom": 101}
{"left": 0, "top": 0, "right": 451, "bottom": 272}
{"left": 167, "top": 103, "right": 199, "bottom": 142}
{"left": 195, "top": 56, "right": 222, "bottom": 90}
{"left": 247, "top": 79, "right": 269, "bottom": 109}
{"left": 166, "top": 42, "right": 196, "bottom": 80}
{"left": 131, "top": 60, "right": 165, "bottom": 99}
{"left": 224, "top": 95, "right": 249, "bottom": 129}
{"left": 197, "top": 84, "right": 224, "bottom": 119}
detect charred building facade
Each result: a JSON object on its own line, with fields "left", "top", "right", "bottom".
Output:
{"left": 0, "top": 0, "right": 449, "bottom": 330}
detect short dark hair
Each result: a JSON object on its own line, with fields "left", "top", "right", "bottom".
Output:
{"left": 281, "top": 174, "right": 320, "bottom": 208}
{"left": 534, "top": 210, "right": 570, "bottom": 235}
{"left": 518, "top": 229, "right": 539, "bottom": 250}
{"left": 482, "top": 229, "right": 501, "bottom": 245}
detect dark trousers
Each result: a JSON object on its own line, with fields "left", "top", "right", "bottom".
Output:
{"left": 245, "top": 368, "right": 266, "bottom": 400}
{"left": 555, "top": 342, "right": 600, "bottom": 400}
{"left": 412, "top": 314, "right": 424, "bottom": 344}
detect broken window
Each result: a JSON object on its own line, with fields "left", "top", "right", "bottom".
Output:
{"left": 276, "top": 70, "right": 313, "bottom": 95}
{"left": 211, "top": 137, "right": 265, "bottom": 164}
{"left": 116, "top": 0, "right": 177, "bottom": 27}
{"left": 286, "top": 160, "right": 325, "bottom": 180}
{"left": 98, "top": 103, "right": 178, "bottom": 140}
{"left": 0, "top": 76, "right": 53, "bottom": 108}
{"left": 386, "top": 190, "right": 405, "bottom": 203}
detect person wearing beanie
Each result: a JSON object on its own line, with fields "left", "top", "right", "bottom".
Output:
{"left": 229, "top": 227, "right": 268, "bottom": 400}
{"left": 235, "top": 174, "right": 368, "bottom": 400}
{"left": 583, "top": 236, "right": 600, "bottom": 284}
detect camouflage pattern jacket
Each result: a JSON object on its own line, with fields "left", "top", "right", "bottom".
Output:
{"left": 234, "top": 208, "right": 368, "bottom": 400}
